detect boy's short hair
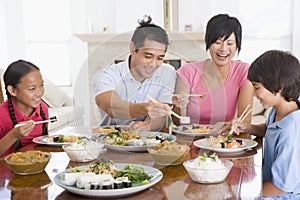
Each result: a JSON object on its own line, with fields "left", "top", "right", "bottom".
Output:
{"left": 131, "top": 15, "right": 169, "bottom": 52}
{"left": 205, "top": 14, "right": 242, "bottom": 53}
{"left": 248, "top": 50, "right": 300, "bottom": 101}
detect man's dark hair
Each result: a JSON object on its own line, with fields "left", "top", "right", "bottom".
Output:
{"left": 131, "top": 15, "right": 169, "bottom": 52}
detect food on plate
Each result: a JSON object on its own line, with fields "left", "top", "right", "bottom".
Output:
{"left": 182, "top": 125, "right": 211, "bottom": 134}
{"left": 49, "top": 135, "right": 79, "bottom": 143}
{"left": 4, "top": 151, "right": 51, "bottom": 175}
{"left": 148, "top": 141, "right": 190, "bottom": 165}
{"left": 102, "top": 130, "right": 167, "bottom": 147}
{"left": 62, "top": 138, "right": 105, "bottom": 162}
{"left": 92, "top": 126, "right": 120, "bottom": 134}
{"left": 183, "top": 153, "right": 233, "bottom": 183}
{"left": 60, "top": 158, "right": 153, "bottom": 190}
{"left": 207, "top": 135, "right": 245, "bottom": 149}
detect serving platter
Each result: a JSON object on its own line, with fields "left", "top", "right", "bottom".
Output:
{"left": 103, "top": 132, "right": 176, "bottom": 152}
{"left": 193, "top": 138, "right": 258, "bottom": 154}
{"left": 172, "top": 124, "right": 211, "bottom": 137}
{"left": 53, "top": 163, "right": 163, "bottom": 197}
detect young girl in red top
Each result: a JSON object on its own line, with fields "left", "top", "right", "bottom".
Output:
{"left": 0, "top": 60, "right": 49, "bottom": 157}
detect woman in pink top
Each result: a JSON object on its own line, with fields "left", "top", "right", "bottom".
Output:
{"left": 0, "top": 60, "right": 49, "bottom": 157}
{"left": 174, "top": 14, "right": 253, "bottom": 135}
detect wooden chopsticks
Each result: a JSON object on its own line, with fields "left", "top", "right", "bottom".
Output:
{"left": 147, "top": 95, "right": 183, "bottom": 120}
{"left": 14, "top": 116, "right": 58, "bottom": 128}
{"left": 228, "top": 105, "right": 252, "bottom": 135}
{"left": 163, "top": 93, "right": 205, "bottom": 97}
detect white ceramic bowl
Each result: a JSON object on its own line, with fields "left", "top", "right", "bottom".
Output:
{"left": 62, "top": 140, "right": 105, "bottom": 162}
{"left": 183, "top": 158, "right": 233, "bottom": 183}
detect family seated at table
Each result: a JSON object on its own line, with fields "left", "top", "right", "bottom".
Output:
{"left": 1, "top": 13, "right": 300, "bottom": 199}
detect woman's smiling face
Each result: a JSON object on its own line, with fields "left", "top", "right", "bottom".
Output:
{"left": 209, "top": 33, "right": 237, "bottom": 67}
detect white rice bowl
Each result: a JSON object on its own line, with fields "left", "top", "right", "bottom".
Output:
{"left": 62, "top": 139, "right": 105, "bottom": 162}
{"left": 183, "top": 156, "right": 233, "bottom": 183}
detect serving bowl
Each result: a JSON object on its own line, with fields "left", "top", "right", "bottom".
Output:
{"left": 4, "top": 151, "right": 51, "bottom": 175}
{"left": 62, "top": 138, "right": 105, "bottom": 162}
{"left": 147, "top": 141, "right": 190, "bottom": 165}
{"left": 183, "top": 157, "right": 233, "bottom": 183}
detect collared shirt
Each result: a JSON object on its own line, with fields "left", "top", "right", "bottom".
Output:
{"left": 0, "top": 100, "right": 49, "bottom": 157}
{"left": 94, "top": 55, "right": 176, "bottom": 126}
{"left": 263, "top": 101, "right": 300, "bottom": 195}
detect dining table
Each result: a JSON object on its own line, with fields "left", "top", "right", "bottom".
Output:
{"left": 0, "top": 126, "right": 263, "bottom": 200}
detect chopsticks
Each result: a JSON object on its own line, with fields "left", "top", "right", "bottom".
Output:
{"left": 14, "top": 116, "right": 58, "bottom": 128}
{"left": 228, "top": 105, "right": 252, "bottom": 136}
{"left": 163, "top": 93, "right": 205, "bottom": 98}
{"left": 146, "top": 95, "right": 190, "bottom": 123}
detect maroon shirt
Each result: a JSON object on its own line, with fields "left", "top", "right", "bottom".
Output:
{"left": 0, "top": 100, "right": 49, "bottom": 157}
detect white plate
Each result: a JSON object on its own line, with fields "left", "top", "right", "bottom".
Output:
{"left": 193, "top": 138, "right": 258, "bottom": 154}
{"left": 103, "top": 132, "right": 176, "bottom": 152}
{"left": 53, "top": 163, "right": 163, "bottom": 197}
{"left": 32, "top": 135, "right": 77, "bottom": 146}
{"left": 172, "top": 125, "right": 211, "bottom": 137}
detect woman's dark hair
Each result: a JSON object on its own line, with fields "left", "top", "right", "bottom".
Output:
{"left": 248, "top": 50, "right": 300, "bottom": 101}
{"left": 205, "top": 14, "right": 242, "bottom": 53}
{"left": 4, "top": 60, "right": 48, "bottom": 148}
{"left": 131, "top": 15, "right": 169, "bottom": 52}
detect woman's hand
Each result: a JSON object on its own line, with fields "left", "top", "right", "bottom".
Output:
{"left": 12, "top": 120, "right": 35, "bottom": 139}
{"left": 172, "top": 94, "right": 190, "bottom": 114}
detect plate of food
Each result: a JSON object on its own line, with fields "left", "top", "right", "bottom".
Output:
{"left": 193, "top": 135, "right": 258, "bottom": 154}
{"left": 172, "top": 124, "right": 211, "bottom": 137}
{"left": 32, "top": 134, "right": 79, "bottom": 146}
{"left": 54, "top": 159, "right": 163, "bottom": 197}
{"left": 101, "top": 131, "right": 176, "bottom": 152}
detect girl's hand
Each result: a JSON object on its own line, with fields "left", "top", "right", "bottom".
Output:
{"left": 13, "top": 120, "right": 35, "bottom": 139}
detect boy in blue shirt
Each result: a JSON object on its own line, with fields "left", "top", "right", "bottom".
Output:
{"left": 233, "top": 50, "right": 300, "bottom": 199}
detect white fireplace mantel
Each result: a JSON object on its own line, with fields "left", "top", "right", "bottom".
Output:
{"left": 74, "top": 31, "right": 205, "bottom": 53}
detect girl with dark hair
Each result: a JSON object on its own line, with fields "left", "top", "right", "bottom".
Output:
{"left": 234, "top": 50, "right": 300, "bottom": 198}
{"left": 0, "top": 60, "right": 49, "bottom": 157}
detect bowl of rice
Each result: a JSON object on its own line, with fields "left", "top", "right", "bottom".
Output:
{"left": 183, "top": 153, "right": 233, "bottom": 183}
{"left": 147, "top": 141, "right": 190, "bottom": 165}
{"left": 62, "top": 138, "right": 105, "bottom": 162}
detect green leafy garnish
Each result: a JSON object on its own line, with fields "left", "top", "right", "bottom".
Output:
{"left": 116, "top": 164, "right": 153, "bottom": 184}
{"left": 199, "top": 152, "right": 217, "bottom": 162}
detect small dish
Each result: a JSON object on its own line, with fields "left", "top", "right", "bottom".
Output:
{"left": 147, "top": 142, "right": 190, "bottom": 165}
{"left": 4, "top": 151, "right": 51, "bottom": 175}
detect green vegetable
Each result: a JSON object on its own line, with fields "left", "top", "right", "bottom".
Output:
{"left": 199, "top": 152, "right": 217, "bottom": 162}
{"left": 116, "top": 165, "right": 153, "bottom": 184}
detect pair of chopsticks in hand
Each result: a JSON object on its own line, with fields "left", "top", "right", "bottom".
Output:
{"left": 228, "top": 105, "right": 252, "bottom": 136}
{"left": 146, "top": 95, "right": 190, "bottom": 123}
{"left": 14, "top": 116, "right": 58, "bottom": 128}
